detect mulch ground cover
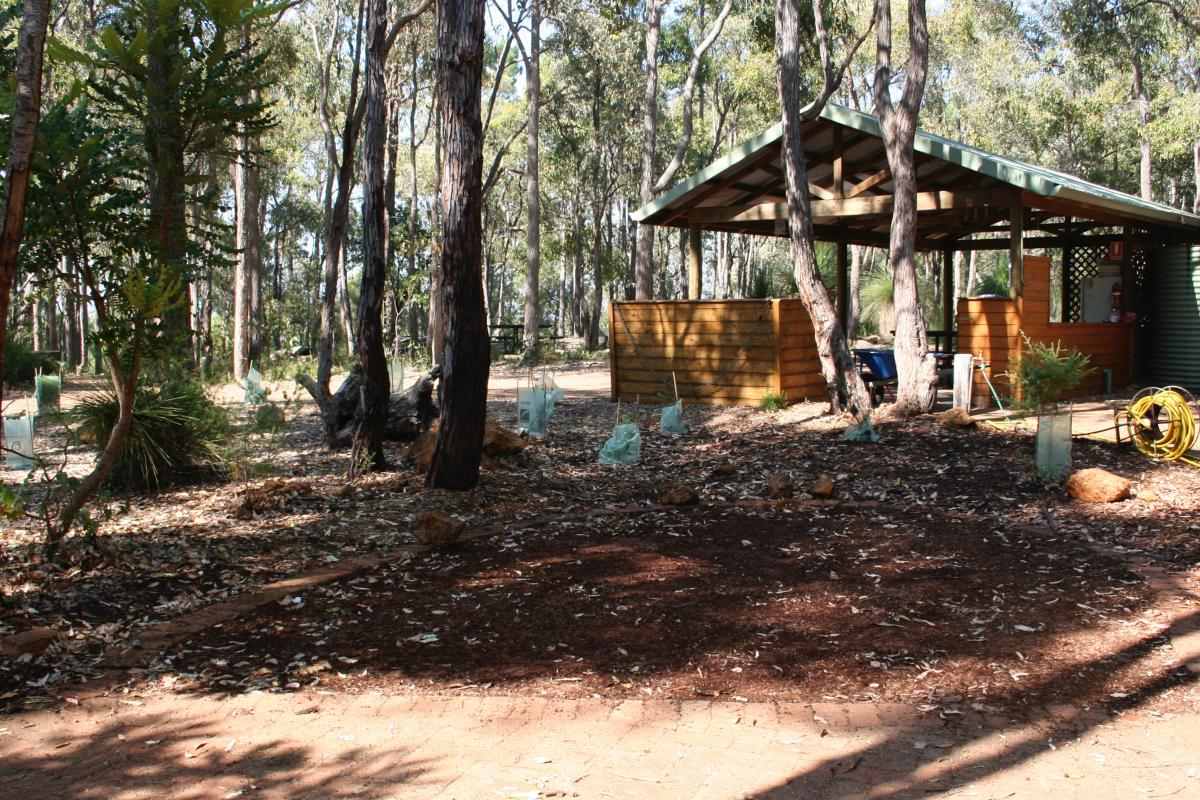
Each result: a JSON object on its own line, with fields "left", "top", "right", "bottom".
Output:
{"left": 146, "top": 499, "right": 1197, "bottom": 716}
{"left": 3, "top": 361, "right": 1199, "bottom": 714}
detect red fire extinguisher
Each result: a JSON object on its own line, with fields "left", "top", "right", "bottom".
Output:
{"left": 1111, "top": 281, "right": 1123, "bottom": 312}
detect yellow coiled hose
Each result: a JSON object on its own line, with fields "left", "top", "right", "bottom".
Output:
{"left": 1121, "top": 387, "right": 1199, "bottom": 467}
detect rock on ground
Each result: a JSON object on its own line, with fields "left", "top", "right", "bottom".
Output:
{"left": 0, "top": 627, "right": 61, "bottom": 658}
{"left": 810, "top": 473, "right": 836, "bottom": 498}
{"left": 660, "top": 486, "right": 700, "bottom": 506}
{"left": 409, "top": 419, "right": 526, "bottom": 472}
{"left": 767, "top": 472, "right": 794, "bottom": 499}
{"left": 1065, "top": 468, "right": 1131, "bottom": 503}
{"left": 416, "top": 512, "right": 465, "bottom": 547}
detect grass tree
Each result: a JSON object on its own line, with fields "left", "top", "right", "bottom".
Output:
{"left": 21, "top": 104, "right": 180, "bottom": 554}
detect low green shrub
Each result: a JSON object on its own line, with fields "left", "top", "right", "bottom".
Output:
{"left": 72, "top": 379, "right": 229, "bottom": 489}
{"left": 761, "top": 390, "right": 788, "bottom": 412}
{"left": 3, "top": 336, "right": 56, "bottom": 385}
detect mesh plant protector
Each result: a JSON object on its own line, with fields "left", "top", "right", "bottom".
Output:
{"left": 244, "top": 364, "right": 267, "bottom": 405}
{"left": 517, "top": 387, "right": 553, "bottom": 436}
{"left": 35, "top": 373, "right": 60, "bottom": 413}
{"left": 599, "top": 422, "right": 641, "bottom": 465}
{"left": 659, "top": 400, "right": 688, "bottom": 435}
{"left": 389, "top": 360, "right": 406, "bottom": 393}
{"left": 841, "top": 415, "right": 879, "bottom": 443}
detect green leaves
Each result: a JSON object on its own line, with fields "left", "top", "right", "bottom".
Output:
{"left": 1008, "top": 333, "right": 1093, "bottom": 411}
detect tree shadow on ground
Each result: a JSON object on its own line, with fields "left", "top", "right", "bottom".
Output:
{"left": 0, "top": 708, "right": 436, "bottom": 800}
{"left": 747, "top": 609, "right": 1200, "bottom": 799}
{"left": 145, "top": 502, "right": 1181, "bottom": 714}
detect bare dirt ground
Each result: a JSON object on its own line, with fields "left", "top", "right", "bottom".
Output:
{"left": 3, "top": 362, "right": 1197, "bottom": 716}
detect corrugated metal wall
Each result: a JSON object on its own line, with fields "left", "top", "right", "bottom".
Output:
{"left": 1153, "top": 246, "right": 1200, "bottom": 390}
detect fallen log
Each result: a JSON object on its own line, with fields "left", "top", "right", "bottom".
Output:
{"left": 322, "top": 364, "right": 441, "bottom": 448}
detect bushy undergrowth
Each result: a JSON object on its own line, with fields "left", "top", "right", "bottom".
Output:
{"left": 3, "top": 336, "right": 57, "bottom": 385}
{"left": 73, "top": 380, "right": 229, "bottom": 489}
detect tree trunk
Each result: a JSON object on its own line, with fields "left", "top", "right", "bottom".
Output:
{"left": 847, "top": 244, "right": 863, "bottom": 340}
{"left": 522, "top": 0, "right": 542, "bottom": 355}
{"left": 65, "top": 257, "right": 81, "bottom": 370}
{"left": 874, "top": 0, "right": 937, "bottom": 416}
{"left": 0, "top": 0, "right": 50, "bottom": 426}
{"left": 634, "top": 0, "right": 663, "bottom": 300}
{"left": 427, "top": 0, "right": 489, "bottom": 490}
{"left": 350, "top": 0, "right": 394, "bottom": 474}
{"left": 145, "top": 1, "right": 192, "bottom": 358}
{"left": 302, "top": 0, "right": 368, "bottom": 446}
{"left": 1130, "top": 48, "right": 1152, "bottom": 201}
{"left": 776, "top": 0, "right": 873, "bottom": 422}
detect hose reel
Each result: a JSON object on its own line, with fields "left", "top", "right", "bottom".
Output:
{"left": 1116, "top": 387, "right": 1200, "bottom": 468}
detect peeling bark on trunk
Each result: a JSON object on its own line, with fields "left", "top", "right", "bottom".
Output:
{"left": 776, "top": 0, "right": 872, "bottom": 421}
{"left": 350, "top": 0, "right": 394, "bottom": 474}
{"left": 426, "top": 0, "right": 489, "bottom": 490}
{"left": 0, "top": 0, "right": 50, "bottom": 430}
{"left": 874, "top": 0, "right": 937, "bottom": 416}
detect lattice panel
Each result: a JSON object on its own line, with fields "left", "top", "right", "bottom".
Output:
{"left": 1063, "top": 244, "right": 1104, "bottom": 322}
{"left": 1129, "top": 247, "right": 1152, "bottom": 329}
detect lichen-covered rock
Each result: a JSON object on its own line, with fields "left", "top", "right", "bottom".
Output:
{"left": 1065, "top": 468, "right": 1130, "bottom": 503}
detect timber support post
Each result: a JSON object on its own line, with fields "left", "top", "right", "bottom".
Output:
{"left": 836, "top": 238, "right": 849, "bottom": 333}
{"left": 1009, "top": 198, "right": 1024, "bottom": 299}
{"left": 687, "top": 223, "right": 702, "bottom": 299}
{"left": 941, "top": 247, "right": 953, "bottom": 333}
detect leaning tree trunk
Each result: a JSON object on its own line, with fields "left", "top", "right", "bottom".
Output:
{"left": 0, "top": 0, "right": 51, "bottom": 431}
{"left": 426, "top": 0, "right": 489, "bottom": 490}
{"left": 776, "top": 0, "right": 873, "bottom": 421}
{"left": 874, "top": 0, "right": 937, "bottom": 416}
{"left": 350, "top": 0, "right": 393, "bottom": 474}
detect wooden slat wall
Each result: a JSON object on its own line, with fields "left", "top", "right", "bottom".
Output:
{"left": 609, "top": 299, "right": 823, "bottom": 407}
{"left": 776, "top": 299, "right": 826, "bottom": 402}
{"left": 956, "top": 255, "right": 1133, "bottom": 404}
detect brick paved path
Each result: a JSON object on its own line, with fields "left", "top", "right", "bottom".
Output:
{"left": 4, "top": 691, "right": 1198, "bottom": 799}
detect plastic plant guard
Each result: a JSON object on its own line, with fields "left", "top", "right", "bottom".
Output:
{"left": 841, "top": 415, "right": 880, "bottom": 443}
{"left": 1036, "top": 410, "right": 1072, "bottom": 479}
{"left": 244, "top": 364, "right": 267, "bottom": 405}
{"left": 35, "top": 373, "right": 61, "bottom": 413}
{"left": 517, "top": 387, "right": 552, "bottom": 436}
{"left": 389, "top": 359, "right": 406, "bottom": 393}
{"left": 3, "top": 414, "right": 35, "bottom": 469}
{"left": 659, "top": 400, "right": 689, "bottom": 435}
{"left": 535, "top": 371, "right": 565, "bottom": 405}
{"left": 599, "top": 422, "right": 641, "bottom": 465}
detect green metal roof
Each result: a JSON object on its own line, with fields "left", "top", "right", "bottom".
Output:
{"left": 631, "top": 103, "right": 1200, "bottom": 231}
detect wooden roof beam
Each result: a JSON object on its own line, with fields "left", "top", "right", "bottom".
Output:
{"left": 688, "top": 188, "right": 1016, "bottom": 225}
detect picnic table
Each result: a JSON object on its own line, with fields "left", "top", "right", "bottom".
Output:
{"left": 489, "top": 324, "right": 553, "bottom": 355}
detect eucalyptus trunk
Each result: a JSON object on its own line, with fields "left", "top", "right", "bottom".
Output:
{"left": 874, "top": 0, "right": 937, "bottom": 415}
{"left": 0, "top": 0, "right": 50, "bottom": 427}
{"left": 426, "top": 0, "right": 489, "bottom": 490}
{"left": 522, "top": 0, "right": 542, "bottom": 355}
{"left": 351, "top": 0, "right": 392, "bottom": 473}
{"left": 776, "top": 0, "right": 872, "bottom": 420}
